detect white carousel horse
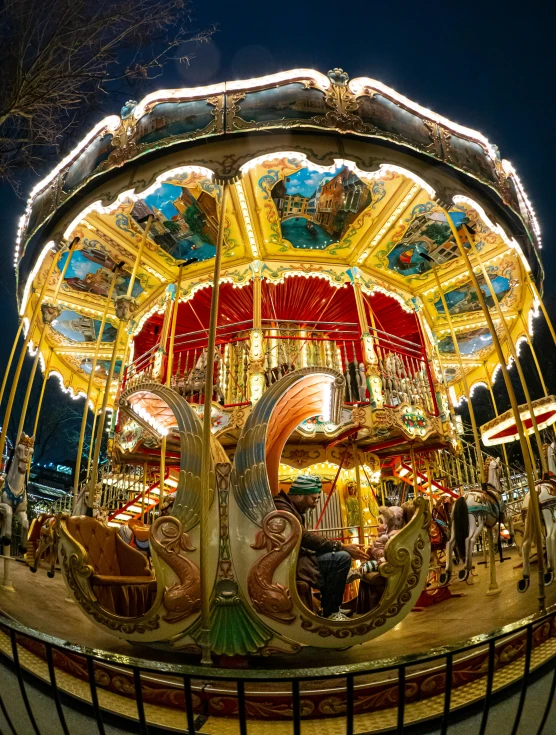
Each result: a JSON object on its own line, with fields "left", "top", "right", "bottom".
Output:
{"left": 0, "top": 433, "right": 34, "bottom": 554}
{"left": 517, "top": 478, "right": 556, "bottom": 592}
{"left": 487, "top": 456, "right": 503, "bottom": 491}
{"left": 440, "top": 458, "right": 506, "bottom": 588}
{"left": 178, "top": 347, "right": 224, "bottom": 403}
{"left": 548, "top": 441, "right": 556, "bottom": 476}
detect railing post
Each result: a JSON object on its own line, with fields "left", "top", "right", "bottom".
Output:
{"left": 86, "top": 657, "right": 106, "bottom": 735}
{"left": 510, "top": 625, "right": 533, "bottom": 735}
{"left": 440, "top": 653, "right": 453, "bottom": 735}
{"left": 478, "top": 638, "right": 496, "bottom": 735}
{"left": 10, "top": 628, "right": 41, "bottom": 735}
{"left": 397, "top": 665, "right": 405, "bottom": 734}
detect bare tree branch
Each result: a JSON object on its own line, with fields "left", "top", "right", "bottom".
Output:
{"left": 0, "top": 0, "right": 214, "bottom": 185}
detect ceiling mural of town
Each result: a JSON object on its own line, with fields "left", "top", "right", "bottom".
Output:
{"left": 437, "top": 327, "right": 494, "bottom": 357}
{"left": 50, "top": 310, "right": 117, "bottom": 344}
{"left": 433, "top": 274, "right": 512, "bottom": 316}
{"left": 270, "top": 164, "right": 372, "bottom": 250}
{"left": 384, "top": 209, "right": 469, "bottom": 278}
{"left": 80, "top": 358, "right": 123, "bottom": 377}
{"left": 130, "top": 181, "right": 219, "bottom": 264}
{"left": 59, "top": 246, "right": 143, "bottom": 299}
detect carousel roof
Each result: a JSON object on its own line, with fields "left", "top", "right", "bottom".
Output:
{"left": 14, "top": 68, "right": 544, "bottom": 407}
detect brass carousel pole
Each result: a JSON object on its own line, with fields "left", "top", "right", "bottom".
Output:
{"left": 89, "top": 219, "right": 152, "bottom": 502}
{"left": 0, "top": 319, "right": 25, "bottom": 409}
{"left": 142, "top": 461, "right": 148, "bottom": 523}
{"left": 485, "top": 375, "right": 514, "bottom": 491}
{"left": 524, "top": 270, "right": 556, "bottom": 348}
{"left": 26, "top": 350, "right": 53, "bottom": 483}
{"left": 426, "top": 258, "right": 485, "bottom": 483}
{"left": 248, "top": 262, "right": 265, "bottom": 403}
{"left": 462, "top": 226, "right": 548, "bottom": 477}
{"left": 442, "top": 208, "right": 545, "bottom": 609}
{"left": 73, "top": 271, "right": 119, "bottom": 499}
{"left": 409, "top": 444, "right": 419, "bottom": 498}
{"left": 156, "top": 290, "right": 174, "bottom": 380}
{"left": 160, "top": 262, "right": 184, "bottom": 509}
{"left": 353, "top": 272, "right": 382, "bottom": 406}
{"left": 200, "top": 181, "right": 229, "bottom": 665}
{"left": 31, "top": 350, "right": 52, "bottom": 440}
{"left": 0, "top": 241, "right": 72, "bottom": 462}
{"left": 86, "top": 397, "right": 100, "bottom": 477}
{"left": 353, "top": 444, "right": 367, "bottom": 545}
{"left": 0, "top": 243, "right": 63, "bottom": 408}
{"left": 14, "top": 238, "right": 80, "bottom": 445}
{"left": 518, "top": 312, "right": 549, "bottom": 398}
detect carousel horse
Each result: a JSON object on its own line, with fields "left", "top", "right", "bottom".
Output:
{"left": 29, "top": 515, "right": 59, "bottom": 577}
{"left": 517, "top": 477, "right": 556, "bottom": 592}
{"left": 440, "top": 458, "right": 506, "bottom": 586}
{"left": 178, "top": 348, "right": 224, "bottom": 403}
{"left": 72, "top": 481, "right": 105, "bottom": 517}
{"left": 548, "top": 441, "right": 556, "bottom": 476}
{"left": 430, "top": 494, "right": 453, "bottom": 558}
{"left": 0, "top": 433, "right": 34, "bottom": 554}
{"left": 30, "top": 485, "right": 108, "bottom": 576}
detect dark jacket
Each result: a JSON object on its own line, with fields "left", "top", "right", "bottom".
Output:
{"left": 274, "top": 491, "right": 336, "bottom": 587}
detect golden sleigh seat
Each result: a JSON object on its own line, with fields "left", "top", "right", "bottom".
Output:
{"left": 65, "top": 517, "right": 157, "bottom": 617}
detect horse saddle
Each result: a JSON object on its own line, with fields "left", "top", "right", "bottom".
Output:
{"left": 128, "top": 519, "right": 150, "bottom": 545}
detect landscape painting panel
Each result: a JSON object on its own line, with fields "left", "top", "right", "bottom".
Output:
{"left": 271, "top": 165, "right": 371, "bottom": 250}
{"left": 131, "top": 182, "right": 217, "bottom": 263}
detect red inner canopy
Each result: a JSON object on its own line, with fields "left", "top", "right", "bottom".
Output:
{"left": 133, "top": 277, "right": 422, "bottom": 368}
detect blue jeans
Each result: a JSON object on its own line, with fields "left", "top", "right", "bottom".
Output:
{"left": 316, "top": 550, "right": 352, "bottom": 617}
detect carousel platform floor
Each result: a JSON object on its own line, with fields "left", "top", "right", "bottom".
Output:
{"left": 0, "top": 547, "right": 554, "bottom": 669}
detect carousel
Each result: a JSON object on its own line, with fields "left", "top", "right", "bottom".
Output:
{"left": 1, "top": 67, "right": 555, "bottom": 727}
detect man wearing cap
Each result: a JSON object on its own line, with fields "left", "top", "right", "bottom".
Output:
{"left": 274, "top": 475, "right": 369, "bottom": 620}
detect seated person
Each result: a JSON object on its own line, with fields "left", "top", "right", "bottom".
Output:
{"left": 274, "top": 475, "right": 368, "bottom": 620}
{"left": 347, "top": 505, "right": 407, "bottom": 583}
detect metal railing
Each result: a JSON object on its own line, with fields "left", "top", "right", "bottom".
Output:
{"left": 125, "top": 319, "right": 437, "bottom": 414}
{"left": 0, "top": 605, "right": 555, "bottom": 734}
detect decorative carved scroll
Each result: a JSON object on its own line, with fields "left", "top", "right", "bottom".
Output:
{"left": 247, "top": 510, "right": 301, "bottom": 624}
{"left": 150, "top": 516, "right": 201, "bottom": 623}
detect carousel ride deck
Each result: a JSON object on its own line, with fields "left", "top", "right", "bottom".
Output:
{"left": 1, "top": 550, "right": 555, "bottom": 733}
{"left": 1, "top": 547, "right": 551, "bottom": 667}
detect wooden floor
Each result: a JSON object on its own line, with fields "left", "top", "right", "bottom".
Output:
{"left": 1, "top": 548, "right": 554, "bottom": 670}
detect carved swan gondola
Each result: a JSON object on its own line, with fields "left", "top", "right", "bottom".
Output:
{"left": 58, "top": 381, "right": 221, "bottom": 647}
{"left": 59, "top": 370, "right": 431, "bottom": 655}
{"left": 229, "top": 367, "right": 431, "bottom": 650}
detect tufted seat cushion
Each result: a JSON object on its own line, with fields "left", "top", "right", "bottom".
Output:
{"left": 66, "top": 516, "right": 156, "bottom": 616}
